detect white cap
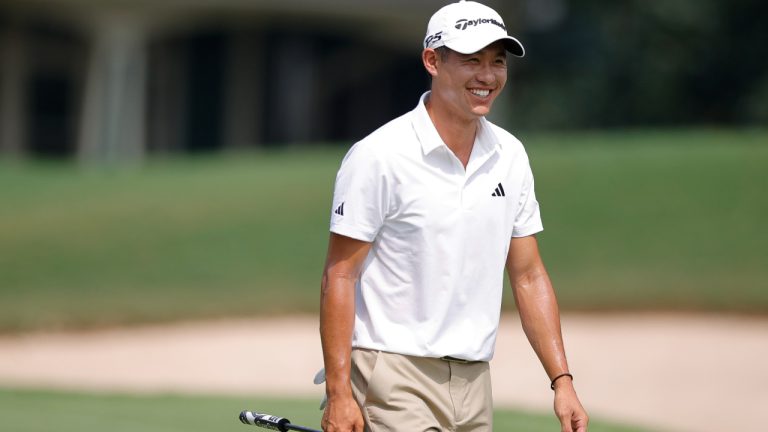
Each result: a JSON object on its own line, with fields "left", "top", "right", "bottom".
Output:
{"left": 424, "top": 0, "right": 525, "bottom": 57}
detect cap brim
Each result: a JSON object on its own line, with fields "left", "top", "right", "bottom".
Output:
{"left": 502, "top": 37, "right": 525, "bottom": 57}
{"left": 446, "top": 35, "right": 525, "bottom": 57}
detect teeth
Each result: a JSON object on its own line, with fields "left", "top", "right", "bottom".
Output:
{"left": 470, "top": 89, "right": 490, "bottom": 97}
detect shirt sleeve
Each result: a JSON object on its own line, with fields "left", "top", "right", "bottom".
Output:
{"left": 512, "top": 160, "right": 544, "bottom": 238}
{"left": 329, "top": 142, "right": 390, "bottom": 242}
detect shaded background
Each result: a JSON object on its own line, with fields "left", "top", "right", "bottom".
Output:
{"left": 1, "top": 0, "right": 767, "bottom": 161}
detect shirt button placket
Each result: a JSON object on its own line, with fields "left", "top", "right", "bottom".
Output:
{"left": 460, "top": 175, "right": 471, "bottom": 210}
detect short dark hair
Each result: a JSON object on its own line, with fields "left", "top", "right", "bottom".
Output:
{"left": 434, "top": 46, "right": 451, "bottom": 61}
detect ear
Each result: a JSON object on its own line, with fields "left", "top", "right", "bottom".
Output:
{"left": 422, "top": 48, "right": 439, "bottom": 77}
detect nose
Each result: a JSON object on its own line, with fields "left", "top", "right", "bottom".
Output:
{"left": 475, "top": 62, "right": 496, "bottom": 85}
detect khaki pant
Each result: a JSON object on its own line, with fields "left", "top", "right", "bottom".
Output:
{"left": 350, "top": 349, "right": 493, "bottom": 432}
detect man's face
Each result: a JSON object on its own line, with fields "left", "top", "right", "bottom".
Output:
{"left": 431, "top": 41, "right": 508, "bottom": 121}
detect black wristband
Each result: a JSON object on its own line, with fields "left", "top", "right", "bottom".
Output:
{"left": 550, "top": 373, "right": 573, "bottom": 390}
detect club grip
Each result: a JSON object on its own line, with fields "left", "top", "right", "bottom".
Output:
{"left": 239, "top": 411, "right": 291, "bottom": 431}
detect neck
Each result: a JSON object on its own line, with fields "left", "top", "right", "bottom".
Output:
{"left": 425, "top": 94, "right": 479, "bottom": 168}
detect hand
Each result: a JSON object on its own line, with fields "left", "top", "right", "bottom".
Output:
{"left": 321, "top": 393, "right": 365, "bottom": 432}
{"left": 553, "top": 379, "right": 589, "bottom": 432}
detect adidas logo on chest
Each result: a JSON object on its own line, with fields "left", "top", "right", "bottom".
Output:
{"left": 491, "top": 183, "right": 505, "bottom": 197}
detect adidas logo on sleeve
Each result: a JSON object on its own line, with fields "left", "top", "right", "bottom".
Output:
{"left": 334, "top": 202, "right": 345, "bottom": 216}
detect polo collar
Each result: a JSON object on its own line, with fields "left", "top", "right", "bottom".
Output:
{"left": 412, "top": 92, "right": 444, "bottom": 155}
{"left": 411, "top": 91, "right": 501, "bottom": 159}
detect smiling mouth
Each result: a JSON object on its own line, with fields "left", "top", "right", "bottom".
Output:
{"left": 469, "top": 89, "right": 491, "bottom": 98}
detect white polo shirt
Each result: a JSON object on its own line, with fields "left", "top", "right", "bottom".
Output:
{"left": 329, "top": 92, "right": 543, "bottom": 361}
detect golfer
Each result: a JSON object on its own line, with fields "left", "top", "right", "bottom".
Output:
{"left": 319, "top": 1, "right": 588, "bottom": 431}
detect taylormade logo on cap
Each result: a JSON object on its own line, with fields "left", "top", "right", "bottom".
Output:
{"left": 454, "top": 17, "right": 506, "bottom": 31}
{"left": 424, "top": 0, "right": 525, "bottom": 57}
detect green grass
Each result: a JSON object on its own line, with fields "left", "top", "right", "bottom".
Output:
{"left": 0, "top": 150, "right": 343, "bottom": 331}
{"left": 1, "top": 129, "right": 766, "bottom": 331}
{"left": 0, "top": 388, "right": 651, "bottom": 432}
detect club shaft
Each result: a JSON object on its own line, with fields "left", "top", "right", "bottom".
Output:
{"left": 285, "top": 424, "right": 321, "bottom": 432}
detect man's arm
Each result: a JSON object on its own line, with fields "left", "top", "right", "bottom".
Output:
{"left": 319, "top": 233, "right": 372, "bottom": 432}
{"left": 506, "top": 235, "right": 588, "bottom": 432}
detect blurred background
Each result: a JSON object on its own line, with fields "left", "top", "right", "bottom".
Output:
{"left": 1, "top": 0, "right": 766, "bottom": 325}
{"left": 1, "top": 0, "right": 767, "bottom": 431}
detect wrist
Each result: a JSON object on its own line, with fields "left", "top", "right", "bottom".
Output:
{"left": 325, "top": 380, "right": 353, "bottom": 398}
{"left": 550, "top": 372, "right": 573, "bottom": 390}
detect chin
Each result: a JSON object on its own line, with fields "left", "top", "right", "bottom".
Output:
{"left": 472, "top": 106, "right": 493, "bottom": 117}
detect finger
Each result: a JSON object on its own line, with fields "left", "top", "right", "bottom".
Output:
{"left": 574, "top": 415, "right": 589, "bottom": 432}
{"left": 558, "top": 412, "right": 573, "bottom": 432}
{"left": 561, "top": 423, "right": 573, "bottom": 432}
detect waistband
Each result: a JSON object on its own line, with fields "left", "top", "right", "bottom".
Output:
{"left": 440, "top": 356, "right": 482, "bottom": 364}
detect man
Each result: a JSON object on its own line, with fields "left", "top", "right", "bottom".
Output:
{"left": 319, "top": 1, "right": 588, "bottom": 431}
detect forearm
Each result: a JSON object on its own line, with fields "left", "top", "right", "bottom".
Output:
{"left": 507, "top": 236, "right": 587, "bottom": 428}
{"left": 512, "top": 268, "right": 570, "bottom": 381}
{"left": 319, "top": 272, "right": 357, "bottom": 397}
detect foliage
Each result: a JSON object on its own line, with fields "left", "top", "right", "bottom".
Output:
{"left": 506, "top": 1, "right": 768, "bottom": 128}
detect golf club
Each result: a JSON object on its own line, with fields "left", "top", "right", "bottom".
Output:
{"left": 239, "top": 410, "right": 322, "bottom": 432}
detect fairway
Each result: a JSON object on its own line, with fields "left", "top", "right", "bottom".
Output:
{"left": 0, "top": 388, "right": 651, "bottom": 432}
{"left": 1, "top": 129, "right": 766, "bottom": 331}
